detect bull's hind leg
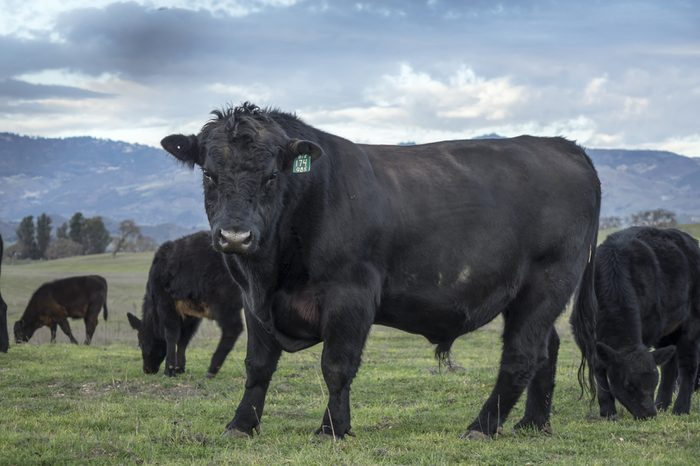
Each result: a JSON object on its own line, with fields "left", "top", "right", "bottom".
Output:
{"left": 83, "top": 313, "right": 99, "bottom": 345}
{"left": 514, "top": 328, "right": 560, "bottom": 433}
{"left": 50, "top": 323, "right": 57, "bottom": 343}
{"left": 672, "top": 337, "right": 699, "bottom": 415}
{"left": 463, "top": 274, "right": 570, "bottom": 438}
{"left": 58, "top": 319, "right": 79, "bottom": 344}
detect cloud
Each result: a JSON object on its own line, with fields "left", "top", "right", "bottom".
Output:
{"left": 0, "top": 0, "right": 697, "bottom": 155}
{"left": 0, "top": 78, "right": 111, "bottom": 100}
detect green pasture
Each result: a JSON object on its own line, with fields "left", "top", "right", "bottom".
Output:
{"left": 1, "top": 251, "right": 699, "bottom": 464}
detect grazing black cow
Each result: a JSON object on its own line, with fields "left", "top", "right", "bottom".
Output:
{"left": 581, "top": 227, "right": 700, "bottom": 419}
{"left": 161, "top": 103, "right": 600, "bottom": 439}
{"left": 14, "top": 275, "right": 108, "bottom": 345}
{"left": 127, "top": 231, "right": 244, "bottom": 377}
{"left": 0, "top": 234, "right": 8, "bottom": 352}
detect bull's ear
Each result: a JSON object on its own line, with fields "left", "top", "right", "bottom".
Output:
{"left": 127, "top": 312, "right": 142, "bottom": 331}
{"left": 280, "top": 139, "right": 324, "bottom": 172}
{"left": 652, "top": 346, "right": 676, "bottom": 366}
{"left": 596, "top": 342, "right": 618, "bottom": 367}
{"left": 161, "top": 134, "right": 201, "bottom": 167}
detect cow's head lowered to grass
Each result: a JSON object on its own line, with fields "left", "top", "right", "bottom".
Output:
{"left": 161, "top": 103, "right": 324, "bottom": 255}
{"left": 596, "top": 342, "right": 676, "bottom": 419}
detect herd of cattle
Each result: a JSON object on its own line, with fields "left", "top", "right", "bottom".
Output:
{"left": 1, "top": 102, "right": 699, "bottom": 440}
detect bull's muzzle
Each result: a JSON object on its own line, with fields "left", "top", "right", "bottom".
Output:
{"left": 217, "top": 228, "right": 255, "bottom": 254}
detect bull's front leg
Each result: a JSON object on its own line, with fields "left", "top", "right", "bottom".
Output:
{"left": 57, "top": 319, "right": 79, "bottom": 344}
{"left": 595, "top": 366, "right": 617, "bottom": 419}
{"left": 225, "top": 311, "right": 282, "bottom": 437}
{"left": 316, "top": 263, "right": 381, "bottom": 439}
{"left": 162, "top": 318, "right": 181, "bottom": 377}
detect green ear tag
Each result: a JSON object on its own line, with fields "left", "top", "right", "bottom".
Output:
{"left": 292, "top": 154, "right": 311, "bottom": 173}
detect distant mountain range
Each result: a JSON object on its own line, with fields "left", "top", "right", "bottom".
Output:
{"left": 1, "top": 132, "right": 699, "bottom": 243}
{"left": 0, "top": 133, "right": 207, "bottom": 243}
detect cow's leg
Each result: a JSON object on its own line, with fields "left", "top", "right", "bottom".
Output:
{"left": 83, "top": 314, "right": 99, "bottom": 345}
{"left": 58, "top": 319, "right": 79, "bottom": 344}
{"left": 207, "top": 316, "right": 244, "bottom": 377}
{"left": 225, "top": 312, "right": 281, "bottom": 437}
{"left": 672, "top": 337, "right": 698, "bottom": 415}
{"left": 316, "top": 264, "right": 381, "bottom": 439}
{"left": 655, "top": 353, "right": 678, "bottom": 411}
{"left": 175, "top": 320, "right": 200, "bottom": 374}
{"left": 595, "top": 366, "right": 618, "bottom": 419}
{"left": 50, "top": 323, "right": 57, "bottom": 343}
{"left": 514, "top": 328, "right": 560, "bottom": 432}
{"left": 163, "top": 319, "right": 182, "bottom": 377}
{"left": 463, "top": 274, "right": 569, "bottom": 438}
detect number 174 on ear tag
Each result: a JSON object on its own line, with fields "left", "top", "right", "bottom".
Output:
{"left": 292, "top": 154, "right": 311, "bottom": 173}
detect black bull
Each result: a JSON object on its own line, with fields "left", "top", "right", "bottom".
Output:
{"left": 162, "top": 103, "right": 600, "bottom": 439}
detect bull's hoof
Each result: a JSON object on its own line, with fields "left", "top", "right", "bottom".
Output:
{"left": 513, "top": 419, "right": 553, "bottom": 435}
{"left": 224, "top": 428, "right": 253, "bottom": 439}
{"left": 460, "top": 430, "right": 492, "bottom": 441}
{"left": 205, "top": 371, "right": 217, "bottom": 379}
{"left": 655, "top": 401, "right": 671, "bottom": 411}
{"left": 164, "top": 367, "right": 179, "bottom": 377}
{"left": 224, "top": 423, "right": 260, "bottom": 438}
{"left": 314, "top": 425, "right": 353, "bottom": 440}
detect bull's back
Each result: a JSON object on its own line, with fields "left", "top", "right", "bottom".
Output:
{"left": 598, "top": 227, "right": 698, "bottom": 341}
{"left": 364, "top": 136, "right": 598, "bottom": 284}
{"left": 36, "top": 275, "right": 107, "bottom": 317}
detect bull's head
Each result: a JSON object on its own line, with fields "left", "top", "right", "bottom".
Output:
{"left": 127, "top": 312, "right": 166, "bottom": 374}
{"left": 13, "top": 319, "right": 31, "bottom": 343}
{"left": 596, "top": 342, "right": 676, "bottom": 419}
{"left": 161, "top": 103, "right": 324, "bottom": 255}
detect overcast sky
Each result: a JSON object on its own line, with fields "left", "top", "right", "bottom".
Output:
{"left": 1, "top": 0, "right": 698, "bottom": 155}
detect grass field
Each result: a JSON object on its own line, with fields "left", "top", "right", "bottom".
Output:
{"left": 1, "top": 253, "right": 699, "bottom": 464}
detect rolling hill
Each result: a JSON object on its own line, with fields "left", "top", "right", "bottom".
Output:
{"left": 1, "top": 132, "right": 699, "bottom": 242}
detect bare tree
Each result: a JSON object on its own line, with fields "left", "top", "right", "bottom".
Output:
{"left": 599, "top": 216, "right": 622, "bottom": 230}
{"left": 112, "top": 219, "right": 141, "bottom": 257}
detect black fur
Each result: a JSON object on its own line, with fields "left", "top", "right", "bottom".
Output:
{"left": 127, "top": 231, "right": 244, "bottom": 377}
{"left": 0, "top": 235, "right": 8, "bottom": 352}
{"left": 13, "top": 275, "right": 108, "bottom": 345}
{"left": 162, "top": 103, "right": 601, "bottom": 438}
{"left": 587, "top": 227, "right": 700, "bottom": 419}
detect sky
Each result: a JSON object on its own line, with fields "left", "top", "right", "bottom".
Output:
{"left": 0, "top": 0, "right": 699, "bottom": 155}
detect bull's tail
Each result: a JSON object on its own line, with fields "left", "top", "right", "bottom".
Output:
{"left": 102, "top": 282, "right": 109, "bottom": 321}
{"left": 570, "top": 229, "right": 599, "bottom": 402}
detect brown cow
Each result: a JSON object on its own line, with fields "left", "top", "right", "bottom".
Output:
{"left": 0, "top": 234, "right": 8, "bottom": 352}
{"left": 14, "top": 275, "right": 108, "bottom": 345}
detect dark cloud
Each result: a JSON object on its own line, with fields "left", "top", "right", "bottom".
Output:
{"left": 0, "top": 79, "right": 111, "bottom": 100}
{"left": 0, "top": 0, "right": 697, "bottom": 151}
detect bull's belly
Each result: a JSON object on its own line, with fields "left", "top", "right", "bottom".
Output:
{"left": 375, "top": 285, "right": 507, "bottom": 343}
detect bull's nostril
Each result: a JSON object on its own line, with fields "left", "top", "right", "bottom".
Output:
{"left": 219, "top": 229, "right": 253, "bottom": 250}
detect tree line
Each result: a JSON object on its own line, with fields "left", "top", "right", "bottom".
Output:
{"left": 599, "top": 208, "right": 678, "bottom": 230}
{"left": 10, "top": 212, "right": 154, "bottom": 260}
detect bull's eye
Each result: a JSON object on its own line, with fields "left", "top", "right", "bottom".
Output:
{"left": 265, "top": 170, "right": 278, "bottom": 187}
